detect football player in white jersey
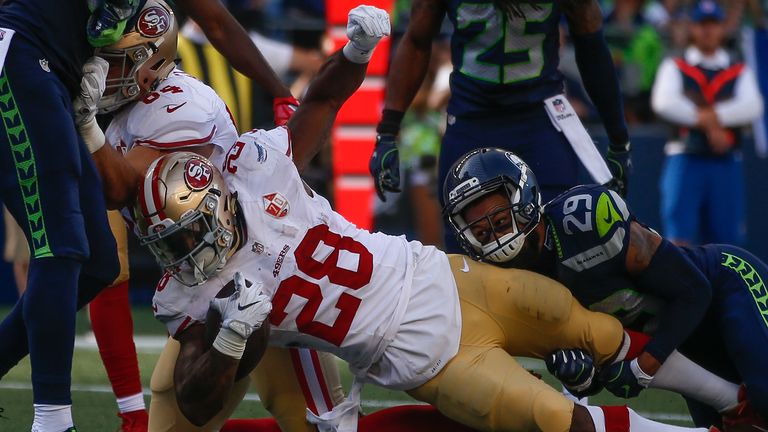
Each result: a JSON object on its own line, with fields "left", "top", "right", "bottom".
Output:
{"left": 103, "top": 65, "right": 345, "bottom": 432}
{"left": 125, "top": 15, "right": 722, "bottom": 432}
{"left": 72, "top": 4, "right": 357, "bottom": 431}
{"left": 77, "top": 5, "right": 722, "bottom": 432}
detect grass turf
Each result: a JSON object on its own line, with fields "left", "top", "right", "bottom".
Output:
{"left": 0, "top": 306, "right": 695, "bottom": 430}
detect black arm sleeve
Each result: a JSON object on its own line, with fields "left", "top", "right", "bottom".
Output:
{"left": 633, "top": 239, "right": 712, "bottom": 362}
{"left": 572, "top": 30, "right": 629, "bottom": 148}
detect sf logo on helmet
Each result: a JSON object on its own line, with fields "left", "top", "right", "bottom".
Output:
{"left": 184, "top": 159, "right": 213, "bottom": 190}
{"left": 138, "top": 6, "right": 171, "bottom": 37}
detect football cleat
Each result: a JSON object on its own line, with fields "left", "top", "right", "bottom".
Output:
{"left": 118, "top": 409, "right": 148, "bottom": 432}
{"left": 722, "top": 385, "right": 768, "bottom": 432}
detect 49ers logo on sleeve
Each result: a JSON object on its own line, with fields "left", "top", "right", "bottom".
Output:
{"left": 263, "top": 193, "right": 289, "bottom": 218}
{"left": 184, "top": 158, "right": 213, "bottom": 190}
{"left": 137, "top": 6, "right": 171, "bottom": 37}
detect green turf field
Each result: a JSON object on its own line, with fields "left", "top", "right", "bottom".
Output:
{"left": 0, "top": 306, "right": 695, "bottom": 430}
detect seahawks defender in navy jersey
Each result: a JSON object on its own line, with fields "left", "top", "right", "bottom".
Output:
{"left": 0, "top": 1, "right": 121, "bottom": 430}
{"left": 371, "top": 0, "right": 631, "bottom": 251}
{"left": 443, "top": 148, "right": 768, "bottom": 428}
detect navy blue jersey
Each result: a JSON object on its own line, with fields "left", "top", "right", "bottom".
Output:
{"left": 444, "top": 0, "right": 564, "bottom": 116}
{"left": 541, "top": 184, "right": 663, "bottom": 331}
{"left": 540, "top": 185, "right": 768, "bottom": 412}
{"left": 0, "top": 0, "right": 91, "bottom": 96}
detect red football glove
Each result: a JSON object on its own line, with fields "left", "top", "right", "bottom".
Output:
{"left": 273, "top": 96, "right": 300, "bottom": 126}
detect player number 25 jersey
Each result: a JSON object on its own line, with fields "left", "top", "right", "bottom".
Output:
{"left": 445, "top": 0, "right": 564, "bottom": 114}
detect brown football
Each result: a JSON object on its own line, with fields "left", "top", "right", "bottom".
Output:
{"left": 205, "top": 278, "right": 270, "bottom": 380}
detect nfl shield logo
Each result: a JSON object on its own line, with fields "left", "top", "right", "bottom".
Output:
{"left": 263, "top": 193, "right": 290, "bottom": 218}
{"left": 553, "top": 98, "right": 566, "bottom": 113}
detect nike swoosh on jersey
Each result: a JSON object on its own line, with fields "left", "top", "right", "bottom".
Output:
{"left": 165, "top": 102, "right": 187, "bottom": 113}
{"left": 461, "top": 257, "right": 470, "bottom": 273}
{"left": 237, "top": 301, "right": 260, "bottom": 311}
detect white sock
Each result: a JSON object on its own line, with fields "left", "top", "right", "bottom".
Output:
{"left": 116, "top": 392, "right": 146, "bottom": 414}
{"left": 612, "top": 331, "right": 632, "bottom": 362}
{"left": 627, "top": 406, "right": 709, "bottom": 432}
{"left": 650, "top": 350, "right": 739, "bottom": 412}
{"left": 562, "top": 385, "right": 589, "bottom": 405}
{"left": 589, "top": 406, "right": 709, "bottom": 432}
{"left": 585, "top": 405, "right": 606, "bottom": 432}
{"left": 31, "top": 404, "right": 73, "bottom": 432}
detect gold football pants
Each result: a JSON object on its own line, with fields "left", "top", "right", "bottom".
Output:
{"left": 107, "top": 210, "right": 130, "bottom": 286}
{"left": 408, "top": 255, "right": 624, "bottom": 432}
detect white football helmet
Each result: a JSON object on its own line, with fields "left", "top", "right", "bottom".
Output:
{"left": 95, "top": 0, "right": 178, "bottom": 113}
{"left": 134, "top": 152, "right": 241, "bottom": 286}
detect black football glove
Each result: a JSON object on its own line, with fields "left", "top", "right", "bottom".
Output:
{"left": 369, "top": 133, "right": 401, "bottom": 201}
{"left": 599, "top": 359, "right": 651, "bottom": 399}
{"left": 605, "top": 144, "right": 632, "bottom": 197}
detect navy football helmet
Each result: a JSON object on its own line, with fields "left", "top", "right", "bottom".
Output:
{"left": 443, "top": 148, "right": 541, "bottom": 263}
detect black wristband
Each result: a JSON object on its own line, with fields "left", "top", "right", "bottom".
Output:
{"left": 609, "top": 139, "right": 631, "bottom": 153}
{"left": 377, "top": 109, "right": 405, "bottom": 135}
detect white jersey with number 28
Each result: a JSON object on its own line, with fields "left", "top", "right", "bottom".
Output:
{"left": 153, "top": 127, "right": 461, "bottom": 390}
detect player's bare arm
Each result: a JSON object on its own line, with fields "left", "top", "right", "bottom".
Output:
{"left": 174, "top": 273, "right": 271, "bottom": 426}
{"left": 173, "top": 324, "right": 241, "bottom": 426}
{"left": 177, "top": 0, "right": 291, "bottom": 99}
{"left": 561, "top": 0, "right": 603, "bottom": 35}
{"left": 91, "top": 140, "right": 215, "bottom": 209}
{"left": 288, "top": 6, "right": 391, "bottom": 171}
{"left": 287, "top": 52, "right": 368, "bottom": 171}
{"left": 383, "top": 0, "right": 446, "bottom": 112}
{"left": 91, "top": 144, "right": 145, "bottom": 209}
{"left": 625, "top": 221, "right": 662, "bottom": 274}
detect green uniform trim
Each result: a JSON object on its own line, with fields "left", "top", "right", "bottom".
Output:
{"left": 0, "top": 71, "right": 53, "bottom": 258}
{"left": 721, "top": 252, "right": 768, "bottom": 329}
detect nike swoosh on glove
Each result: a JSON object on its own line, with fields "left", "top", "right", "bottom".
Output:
{"left": 210, "top": 272, "right": 272, "bottom": 339}
{"left": 599, "top": 358, "right": 651, "bottom": 399}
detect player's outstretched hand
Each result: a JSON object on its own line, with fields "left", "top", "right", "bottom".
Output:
{"left": 605, "top": 144, "right": 632, "bottom": 197}
{"left": 73, "top": 56, "right": 109, "bottom": 127}
{"left": 343, "top": 5, "right": 390, "bottom": 64}
{"left": 369, "top": 133, "right": 401, "bottom": 201}
{"left": 599, "top": 358, "right": 651, "bottom": 399}
{"left": 546, "top": 349, "right": 601, "bottom": 398}
{"left": 211, "top": 272, "right": 272, "bottom": 340}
